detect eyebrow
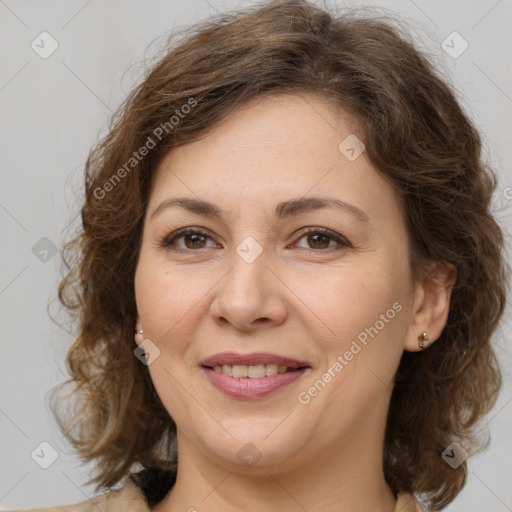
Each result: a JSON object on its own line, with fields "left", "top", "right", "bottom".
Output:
{"left": 149, "top": 196, "right": 370, "bottom": 224}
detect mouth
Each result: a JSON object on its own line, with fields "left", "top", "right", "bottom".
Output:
{"left": 199, "top": 352, "right": 312, "bottom": 399}
{"left": 199, "top": 351, "right": 311, "bottom": 374}
{"left": 202, "top": 363, "right": 309, "bottom": 378}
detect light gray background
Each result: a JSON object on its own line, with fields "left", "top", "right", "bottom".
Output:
{"left": 1, "top": 0, "right": 511, "bottom": 510}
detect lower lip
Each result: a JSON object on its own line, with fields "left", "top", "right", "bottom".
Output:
{"left": 201, "top": 367, "right": 311, "bottom": 399}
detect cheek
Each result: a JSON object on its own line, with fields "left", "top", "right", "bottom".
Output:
{"left": 134, "top": 255, "right": 206, "bottom": 348}
{"left": 297, "top": 269, "right": 407, "bottom": 410}
{"left": 295, "top": 261, "right": 404, "bottom": 350}
{"left": 134, "top": 257, "right": 207, "bottom": 416}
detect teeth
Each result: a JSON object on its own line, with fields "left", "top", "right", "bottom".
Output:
{"left": 211, "top": 364, "right": 293, "bottom": 378}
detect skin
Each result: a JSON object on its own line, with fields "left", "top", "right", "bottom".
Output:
{"left": 134, "top": 94, "right": 453, "bottom": 512}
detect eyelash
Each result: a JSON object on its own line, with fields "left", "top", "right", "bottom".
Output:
{"left": 160, "top": 227, "right": 351, "bottom": 254}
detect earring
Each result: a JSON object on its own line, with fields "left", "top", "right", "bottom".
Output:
{"left": 135, "top": 324, "right": 144, "bottom": 344}
{"left": 418, "top": 332, "right": 429, "bottom": 349}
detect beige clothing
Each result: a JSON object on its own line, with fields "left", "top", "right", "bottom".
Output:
{"left": 10, "top": 478, "right": 424, "bottom": 511}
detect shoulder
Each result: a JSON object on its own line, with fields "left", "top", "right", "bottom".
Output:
{"left": 396, "top": 492, "right": 425, "bottom": 512}
{"left": 7, "top": 478, "right": 150, "bottom": 512}
{"left": 8, "top": 481, "right": 422, "bottom": 512}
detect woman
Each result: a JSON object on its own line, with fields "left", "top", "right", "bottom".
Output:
{"left": 12, "top": 0, "right": 508, "bottom": 511}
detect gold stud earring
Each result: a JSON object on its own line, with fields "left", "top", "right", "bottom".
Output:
{"left": 418, "top": 332, "right": 429, "bottom": 349}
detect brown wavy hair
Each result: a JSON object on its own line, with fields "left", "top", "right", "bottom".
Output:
{"left": 51, "top": 1, "right": 509, "bottom": 509}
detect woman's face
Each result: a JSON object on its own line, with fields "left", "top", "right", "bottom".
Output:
{"left": 134, "top": 94, "right": 424, "bottom": 473}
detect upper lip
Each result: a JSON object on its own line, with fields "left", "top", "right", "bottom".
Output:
{"left": 200, "top": 352, "right": 311, "bottom": 369}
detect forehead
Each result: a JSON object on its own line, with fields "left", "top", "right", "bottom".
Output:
{"left": 148, "top": 94, "right": 402, "bottom": 225}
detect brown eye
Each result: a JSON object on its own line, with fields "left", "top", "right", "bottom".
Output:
{"left": 183, "top": 233, "right": 208, "bottom": 249}
{"left": 306, "top": 233, "right": 331, "bottom": 249}
{"left": 292, "top": 228, "right": 350, "bottom": 252}
{"left": 161, "top": 228, "right": 217, "bottom": 251}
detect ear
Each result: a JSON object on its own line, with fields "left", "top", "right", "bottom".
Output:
{"left": 404, "top": 261, "right": 457, "bottom": 352}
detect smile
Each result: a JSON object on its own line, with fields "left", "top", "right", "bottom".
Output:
{"left": 210, "top": 363, "right": 301, "bottom": 378}
{"left": 201, "top": 366, "right": 311, "bottom": 399}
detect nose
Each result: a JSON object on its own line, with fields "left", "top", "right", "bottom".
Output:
{"left": 209, "top": 247, "right": 288, "bottom": 332}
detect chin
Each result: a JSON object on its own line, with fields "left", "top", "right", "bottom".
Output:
{"left": 193, "top": 421, "right": 312, "bottom": 473}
